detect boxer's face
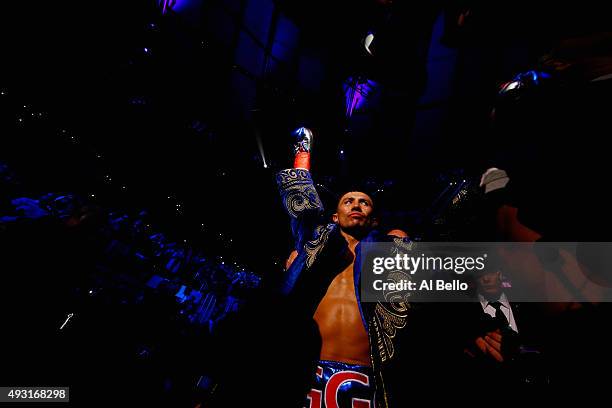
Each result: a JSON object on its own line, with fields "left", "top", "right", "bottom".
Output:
{"left": 333, "top": 192, "right": 377, "bottom": 233}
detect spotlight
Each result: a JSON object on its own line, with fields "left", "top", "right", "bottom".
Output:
{"left": 364, "top": 31, "right": 376, "bottom": 56}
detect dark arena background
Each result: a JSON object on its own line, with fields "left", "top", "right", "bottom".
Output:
{"left": 2, "top": 0, "right": 612, "bottom": 406}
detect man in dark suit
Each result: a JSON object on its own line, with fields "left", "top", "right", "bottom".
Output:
{"left": 463, "top": 268, "right": 517, "bottom": 359}
{"left": 463, "top": 263, "right": 552, "bottom": 386}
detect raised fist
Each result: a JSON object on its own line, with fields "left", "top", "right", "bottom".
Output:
{"left": 292, "top": 127, "right": 314, "bottom": 170}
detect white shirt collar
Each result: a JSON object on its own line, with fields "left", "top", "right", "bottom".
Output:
{"left": 478, "top": 292, "right": 518, "bottom": 333}
{"left": 478, "top": 292, "right": 510, "bottom": 310}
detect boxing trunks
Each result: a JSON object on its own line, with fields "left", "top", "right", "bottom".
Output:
{"left": 304, "top": 360, "right": 374, "bottom": 408}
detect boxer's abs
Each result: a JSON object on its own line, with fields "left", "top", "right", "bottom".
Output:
{"left": 313, "top": 263, "right": 371, "bottom": 366}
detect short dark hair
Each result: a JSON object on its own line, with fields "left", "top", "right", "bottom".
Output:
{"left": 315, "top": 178, "right": 383, "bottom": 220}
{"left": 336, "top": 189, "right": 375, "bottom": 206}
{"left": 334, "top": 178, "right": 378, "bottom": 204}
